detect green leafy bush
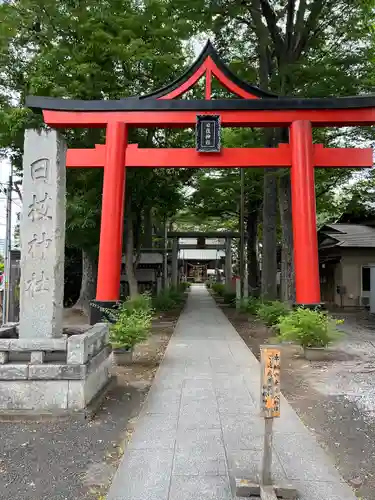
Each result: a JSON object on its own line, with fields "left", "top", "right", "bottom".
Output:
{"left": 153, "top": 292, "right": 176, "bottom": 312}
{"left": 109, "top": 304, "right": 152, "bottom": 350}
{"left": 211, "top": 283, "right": 225, "bottom": 296}
{"left": 153, "top": 287, "right": 185, "bottom": 312}
{"left": 257, "top": 301, "right": 290, "bottom": 327}
{"left": 123, "top": 292, "right": 153, "bottom": 313}
{"left": 178, "top": 281, "right": 191, "bottom": 292}
{"left": 95, "top": 298, "right": 153, "bottom": 350}
{"left": 169, "top": 287, "right": 185, "bottom": 304}
{"left": 223, "top": 290, "right": 236, "bottom": 306}
{"left": 278, "top": 308, "right": 344, "bottom": 348}
{"left": 238, "top": 297, "right": 261, "bottom": 315}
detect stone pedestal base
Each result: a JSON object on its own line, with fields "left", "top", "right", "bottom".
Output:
{"left": 0, "top": 323, "right": 112, "bottom": 412}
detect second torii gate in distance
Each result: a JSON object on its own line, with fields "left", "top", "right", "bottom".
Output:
{"left": 26, "top": 41, "right": 374, "bottom": 318}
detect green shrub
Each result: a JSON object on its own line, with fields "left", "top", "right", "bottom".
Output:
{"left": 94, "top": 299, "right": 153, "bottom": 350}
{"left": 169, "top": 287, "right": 185, "bottom": 304}
{"left": 109, "top": 304, "right": 152, "bottom": 350}
{"left": 178, "top": 281, "right": 191, "bottom": 292}
{"left": 238, "top": 297, "right": 261, "bottom": 315}
{"left": 153, "top": 287, "right": 185, "bottom": 312}
{"left": 223, "top": 290, "right": 236, "bottom": 306}
{"left": 211, "top": 283, "right": 225, "bottom": 296}
{"left": 153, "top": 291, "right": 176, "bottom": 312}
{"left": 257, "top": 301, "right": 290, "bottom": 327}
{"left": 123, "top": 292, "right": 152, "bottom": 313}
{"left": 278, "top": 308, "right": 344, "bottom": 348}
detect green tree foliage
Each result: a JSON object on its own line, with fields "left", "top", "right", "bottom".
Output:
{"left": 0, "top": 0, "right": 197, "bottom": 303}
{"left": 1, "top": 0, "right": 374, "bottom": 307}
{"left": 172, "top": 0, "right": 375, "bottom": 301}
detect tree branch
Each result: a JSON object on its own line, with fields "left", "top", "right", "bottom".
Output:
{"left": 293, "top": 0, "right": 307, "bottom": 46}
{"left": 259, "top": 0, "right": 285, "bottom": 56}
{"left": 293, "top": 0, "right": 334, "bottom": 59}
{"left": 248, "top": 0, "right": 271, "bottom": 89}
{"left": 286, "top": 0, "right": 296, "bottom": 53}
{"left": 315, "top": 172, "right": 350, "bottom": 199}
{"left": 235, "top": 15, "right": 256, "bottom": 30}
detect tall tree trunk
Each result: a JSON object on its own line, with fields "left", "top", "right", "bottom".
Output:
{"left": 246, "top": 206, "right": 259, "bottom": 294}
{"left": 73, "top": 250, "right": 97, "bottom": 315}
{"left": 125, "top": 211, "right": 138, "bottom": 298}
{"left": 143, "top": 207, "right": 153, "bottom": 248}
{"left": 278, "top": 172, "right": 295, "bottom": 304}
{"left": 249, "top": 3, "right": 278, "bottom": 301}
{"left": 261, "top": 167, "right": 278, "bottom": 300}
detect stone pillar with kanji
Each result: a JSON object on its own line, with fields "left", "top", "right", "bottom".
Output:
{"left": 19, "top": 129, "right": 66, "bottom": 338}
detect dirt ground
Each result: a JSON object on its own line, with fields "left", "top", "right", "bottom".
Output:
{"left": 0, "top": 308, "right": 181, "bottom": 500}
{"left": 220, "top": 302, "right": 375, "bottom": 500}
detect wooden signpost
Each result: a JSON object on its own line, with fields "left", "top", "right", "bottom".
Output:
{"left": 235, "top": 346, "right": 297, "bottom": 499}
{"left": 260, "top": 346, "right": 281, "bottom": 487}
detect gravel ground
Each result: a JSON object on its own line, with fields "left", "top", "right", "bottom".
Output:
{"left": 0, "top": 384, "right": 143, "bottom": 500}
{"left": 220, "top": 303, "right": 375, "bottom": 500}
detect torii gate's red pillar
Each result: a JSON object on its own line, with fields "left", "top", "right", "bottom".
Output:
{"left": 96, "top": 122, "right": 127, "bottom": 302}
{"left": 290, "top": 120, "right": 321, "bottom": 305}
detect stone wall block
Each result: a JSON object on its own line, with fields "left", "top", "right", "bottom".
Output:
{"left": 60, "top": 364, "right": 86, "bottom": 380}
{"left": 67, "top": 336, "right": 86, "bottom": 364}
{"left": 87, "top": 347, "right": 112, "bottom": 375}
{"left": 30, "top": 351, "right": 45, "bottom": 364}
{"left": 0, "top": 381, "right": 68, "bottom": 410}
{"left": 9, "top": 338, "right": 67, "bottom": 352}
{"left": 0, "top": 340, "right": 11, "bottom": 351}
{"left": 67, "top": 324, "right": 109, "bottom": 365}
{"left": 0, "top": 353, "right": 9, "bottom": 364}
{"left": 67, "top": 380, "right": 85, "bottom": 409}
{"left": 28, "top": 364, "right": 62, "bottom": 380}
{"left": 0, "top": 365, "right": 28, "bottom": 380}
{"left": 28, "top": 364, "right": 86, "bottom": 380}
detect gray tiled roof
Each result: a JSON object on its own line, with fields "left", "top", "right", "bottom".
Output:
{"left": 320, "top": 224, "right": 375, "bottom": 248}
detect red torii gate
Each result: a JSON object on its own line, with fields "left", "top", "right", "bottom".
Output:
{"left": 26, "top": 41, "right": 374, "bottom": 316}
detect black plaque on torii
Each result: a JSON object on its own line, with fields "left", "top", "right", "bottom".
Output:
{"left": 196, "top": 115, "right": 221, "bottom": 153}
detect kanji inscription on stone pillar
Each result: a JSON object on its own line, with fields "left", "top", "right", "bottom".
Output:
{"left": 19, "top": 129, "right": 66, "bottom": 338}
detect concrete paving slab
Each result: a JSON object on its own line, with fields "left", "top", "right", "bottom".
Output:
{"left": 217, "top": 396, "right": 256, "bottom": 415}
{"left": 227, "top": 448, "right": 287, "bottom": 481}
{"left": 169, "top": 475, "right": 232, "bottom": 500}
{"left": 106, "top": 286, "right": 356, "bottom": 500}
{"left": 179, "top": 407, "right": 221, "bottom": 430}
{"left": 127, "top": 414, "right": 178, "bottom": 450}
{"left": 140, "top": 388, "right": 181, "bottom": 416}
{"left": 106, "top": 448, "right": 174, "bottom": 500}
{"left": 273, "top": 433, "right": 346, "bottom": 483}
{"left": 173, "top": 428, "right": 227, "bottom": 476}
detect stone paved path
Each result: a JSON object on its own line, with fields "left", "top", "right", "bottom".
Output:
{"left": 107, "top": 286, "right": 356, "bottom": 500}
